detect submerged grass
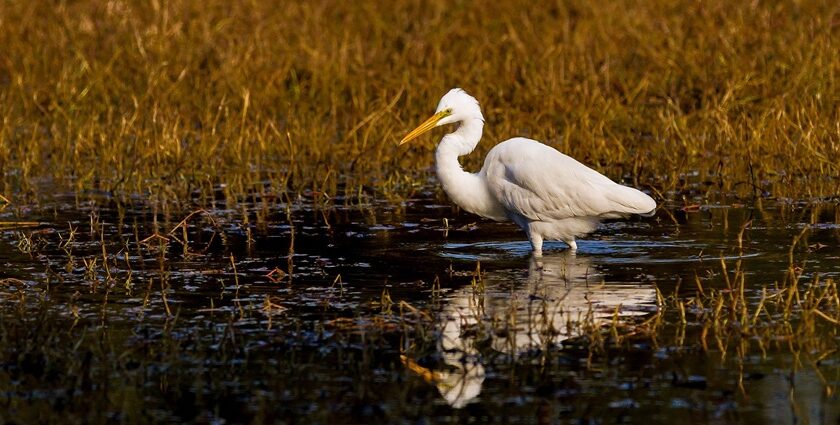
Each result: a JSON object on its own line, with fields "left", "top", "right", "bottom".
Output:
{"left": 1, "top": 0, "right": 839, "bottom": 206}
{"left": 1, "top": 201, "right": 839, "bottom": 422}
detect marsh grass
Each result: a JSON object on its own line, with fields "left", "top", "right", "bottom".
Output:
{"left": 1, "top": 199, "right": 839, "bottom": 422}
{"left": 1, "top": 0, "right": 839, "bottom": 207}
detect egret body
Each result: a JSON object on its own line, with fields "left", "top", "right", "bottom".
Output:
{"left": 400, "top": 88, "right": 656, "bottom": 256}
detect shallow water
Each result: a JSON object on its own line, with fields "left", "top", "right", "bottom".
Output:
{"left": 1, "top": 192, "right": 839, "bottom": 423}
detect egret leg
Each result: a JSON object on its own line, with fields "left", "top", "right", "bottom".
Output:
{"left": 529, "top": 233, "right": 544, "bottom": 257}
{"left": 529, "top": 255, "right": 545, "bottom": 272}
{"left": 566, "top": 239, "right": 577, "bottom": 251}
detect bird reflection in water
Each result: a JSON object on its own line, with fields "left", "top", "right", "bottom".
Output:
{"left": 402, "top": 251, "right": 657, "bottom": 408}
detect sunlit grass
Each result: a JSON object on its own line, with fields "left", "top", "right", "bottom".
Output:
{"left": 1, "top": 0, "right": 838, "bottom": 207}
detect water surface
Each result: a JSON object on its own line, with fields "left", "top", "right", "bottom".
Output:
{"left": 1, "top": 192, "right": 838, "bottom": 423}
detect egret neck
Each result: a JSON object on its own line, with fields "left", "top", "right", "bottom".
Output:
{"left": 434, "top": 117, "right": 505, "bottom": 220}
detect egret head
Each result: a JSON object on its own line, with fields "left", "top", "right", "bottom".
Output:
{"left": 400, "top": 88, "right": 484, "bottom": 145}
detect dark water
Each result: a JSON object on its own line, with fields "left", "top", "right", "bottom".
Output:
{"left": 1, "top": 191, "right": 839, "bottom": 423}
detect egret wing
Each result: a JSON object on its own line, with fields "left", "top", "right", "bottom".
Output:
{"left": 482, "top": 138, "right": 655, "bottom": 221}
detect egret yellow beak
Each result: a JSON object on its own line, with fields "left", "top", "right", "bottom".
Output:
{"left": 399, "top": 110, "right": 451, "bottom": 145}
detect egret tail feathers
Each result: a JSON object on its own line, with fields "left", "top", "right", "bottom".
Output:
{"left": 601, "top": 184, "right": 657, "bottom": 217}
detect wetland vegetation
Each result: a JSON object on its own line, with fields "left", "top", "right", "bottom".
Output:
{"left": 1, "top": 0, "right": 839, "bottom": 423}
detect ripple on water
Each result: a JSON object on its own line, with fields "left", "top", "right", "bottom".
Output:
{"left": 439, "top": 239, "right": 764, "bottom": 264}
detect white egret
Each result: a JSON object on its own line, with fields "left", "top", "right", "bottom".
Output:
{"left": 400, "top": 88, "right": 656, "bottom": 256}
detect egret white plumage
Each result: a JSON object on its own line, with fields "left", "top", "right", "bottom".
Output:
{"left": 400, "top": 88, "right": 656, "bottom": 256}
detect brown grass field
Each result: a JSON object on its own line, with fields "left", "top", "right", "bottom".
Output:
{"left": 0, "top": 0, "right": 838, "bottom": 205}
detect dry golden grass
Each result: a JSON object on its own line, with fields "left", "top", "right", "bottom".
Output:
{"left": 1, "top": 0, "right": 838, "bottom": 205}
